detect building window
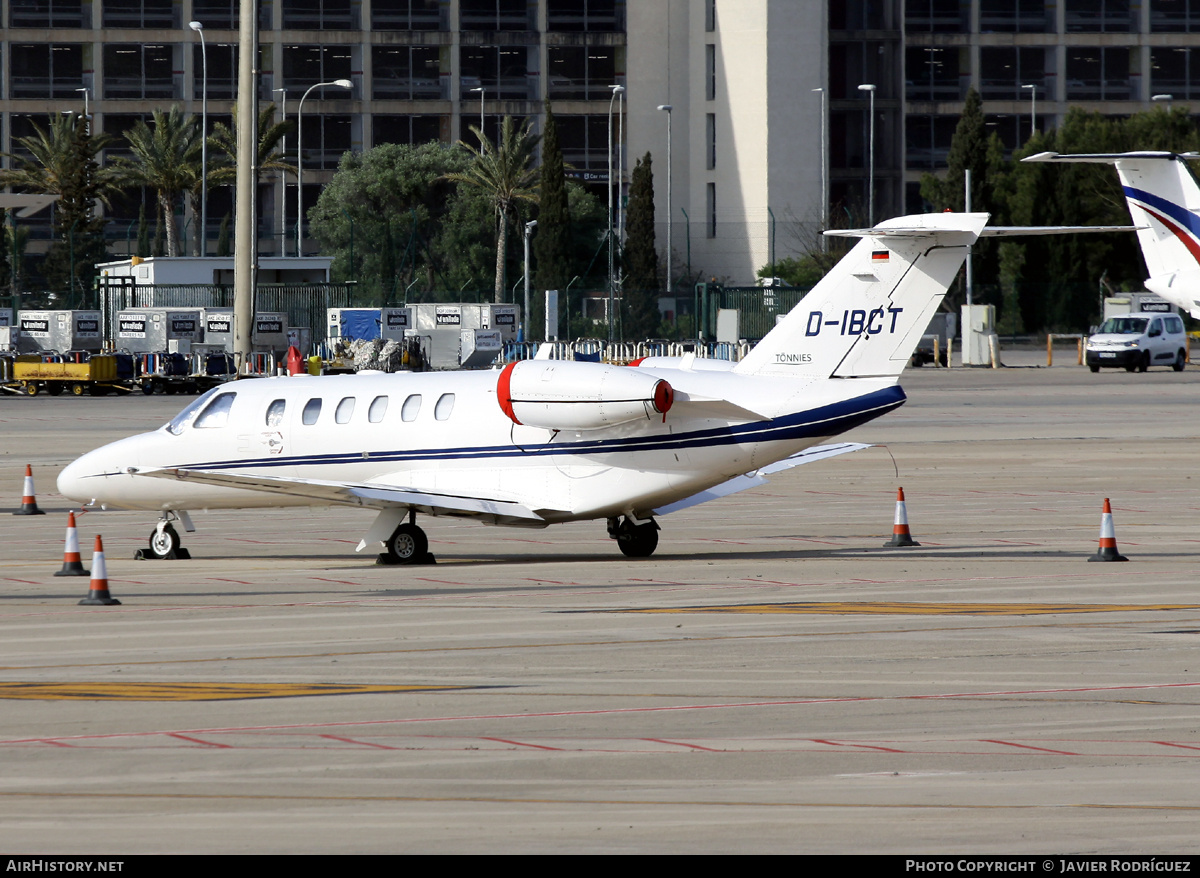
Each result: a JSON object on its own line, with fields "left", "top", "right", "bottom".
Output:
{"left": 556, "top": 115, "right": 608, "bottom": 177}
{"left": 194, "top": 44, "right": 238, "bottom": 101}
{"left": 1152, "top": 0, "right": 1200, "bottom": 32}
{"left": 706, "top": 113, "right": 716, "bottom": 170}
{"left": 373, "top": 0, "right": 445, "bottom": 30}
{"left": 905, "top": 114, "right": 957, "bottom": 170}
{"left": 302, "top": 115, "right": 353, "bottom": 170}
{"left": 103, "top": 0, "right": 176, "bottom": 28}
{"left": 282, "top": 45, "right": 354, "bottom": 92}
{"left": 547, "top": 0, "right": 622, "bottom": 32}
{"left": 10, "top": 44, "right": 83, "bottom": 99}
{"left": 104, "top": 44, "right": 176, "bottom": 100}
{"left": 373, "top": 115, "right": 445, "bottom": 146}
{"left": 706, "top": 44, "right": 716, "bottom": 100}
{"left": 904, "top": 0, "right": 964, "bottom": 33}
{"left": 980, "top": 47, "right": 1047, "bottom": 101}
{"left": 1151, "top": 46, "right": 1200, "bottom": 98}
{"left": 282, "top": 0, "right": 356, "bottom": 29}
{"left": 706, "top": 183, "right": 716, "bottom": 238}
{"left": 460, "top": 45, "right": 534, "bottom": 100}
{"left": 906, "top": 46, "right": 961, "bottom": 101}
{"left": 1065, "top": 0, "right": 1135, "bottom": 32}
{"left": 1066, "top": 47, "right": 1132, "bottom": 100}
{"left": 373, "top": 46, "right": 445, "bottom": 100}
{"left": 10, "top": 0, "right": 84, "bottom": 28}
{"left": 978, "top": 0, "right": 1051, "bottom": 33}
{"left": 547, "top": 46, "right": 620, "bottom": 100}
{"left": 460, "top": 0, "right": 532, "bottom": 31}
{"left": 705, "top": 0, "right": 715, "bottom": 31}
{"left": 984, "top": 114, "right": 1036, "bottom": 155}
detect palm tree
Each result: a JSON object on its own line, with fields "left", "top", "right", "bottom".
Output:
{"left": 207, "top": 102, "right": 295, "bottom": 187}
{"left": 115, "top": 107, "right": 202, "bottom": 257}
{"left": 446, "top": 116, "right": 540, "bottom": 303}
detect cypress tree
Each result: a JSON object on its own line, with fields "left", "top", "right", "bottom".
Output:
{"left": 623, "top": 152, "right": 659, "bottom": 339}
{"left": 534, "top": 101, "right": 572, "bottom": 329}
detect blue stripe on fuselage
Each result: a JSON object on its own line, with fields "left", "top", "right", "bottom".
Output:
{"left": 171, "top": 385, "right": 907, "bottom": 472}
{"left": 1124, "top": 185, "right": 1200, "bottom": 240}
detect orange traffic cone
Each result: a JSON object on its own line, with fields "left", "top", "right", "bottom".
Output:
{"left": 79, "top": 535, "right": 120, "bottom": 605}
{"left": 13, "top": 464, "right": 45, "bottom": 516}
{"left": 54, "top": 511, "right": 89, "bottom": 577}
{"left": 1088, "top": 498, "right": 1128, "bottom": 562}
{"left": 883, "top": 487, "right": 920, "bottom": 547}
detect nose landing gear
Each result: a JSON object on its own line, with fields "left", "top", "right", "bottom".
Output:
{"left": 135, "top": 512, "right": 193, "bottom": 560}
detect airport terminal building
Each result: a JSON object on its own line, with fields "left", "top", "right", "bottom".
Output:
{"left": 1, "top": 0, "right": 1199, "bottom": 284}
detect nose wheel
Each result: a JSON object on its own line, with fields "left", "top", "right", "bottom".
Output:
{"left": 136, "top": 516, "right": 192, "bottom": 560}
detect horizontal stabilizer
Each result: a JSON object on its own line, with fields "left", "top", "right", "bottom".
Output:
{"left": 979, "top": 225, "right": 1141, "bottom": 237}
{"left": 137, "top": 467, "right": 549, "bottom": 522}
{"left": 653, "top": 442, "right": 870, "bottom": 515}
{"left": 1022, "top": 151, "right": 1199, "bottom": 164}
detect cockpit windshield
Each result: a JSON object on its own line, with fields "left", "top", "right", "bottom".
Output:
{"left": 164, "top": 387, "right": 237, "bottom": 436}
{"left": 1097, "top": 316, "right": 1148, "bottom": 335}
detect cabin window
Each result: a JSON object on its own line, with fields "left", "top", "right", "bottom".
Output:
{"left": 368, "top": 395, "right": 388, "bottom": 423}
{"left": 266, "top": 399, "right": 286, "bottom": 427}
{"left": 434, "top": 392, "right": 455, "bottom": 420}
{"left": 302, "top": 398, "right": 322, "bottom": 425}
{"left": 193, "top": 392, "right": 237, "bottom": 430}
{"left": 401, "top": 393, "right": 422, "bottom": 422}
{"left": 335, "top": 397, "right": 355, "bottom": 424}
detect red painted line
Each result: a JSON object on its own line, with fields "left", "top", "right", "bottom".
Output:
{"left": 319, "top": 734, "right": 397, "bottom": 750}
{"left": 479, "top": 737, "right": 563, "bottom": 751}
{"left": 642, "top": 737, "right": 723, "bottom": 752}
{"left": 1153, "top": 741, "right": 1200, "bottom": 752}
{"left": 310, "top": 578, "right": 360, "bottom": 586}
{"left": 168, "top": 733, "right": 232, "bottom": 748}
{"left": 1, "top": 578, "right": 42, "bottom": 585}
{"left": 981, "top": 739, "right": 1078, "bottom": 755}
{"left": 783, "top": 538, "right": 843, "bottom": 545}
{"left": 810, "top": 739, "right": 908, "bottom": 753}
{"left": 209, "top": 578, "right": 253, "bottom": 585}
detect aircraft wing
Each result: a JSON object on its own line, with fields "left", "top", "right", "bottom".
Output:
{"left": 136, "top": 467, "right": 549, "bottom": 522}
{"left": 652, "top": 442, "right": 871, "bottom": 515}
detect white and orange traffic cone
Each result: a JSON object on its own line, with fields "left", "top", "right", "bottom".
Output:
{"left": 13, "top": 464, "right": 45, "bottom": 516}
{"left": 883, "top": 487, "right": 920, "bottom": 547}
{"left": 79, "top": 535, "right": 120, "bottom": 606}
{"left": 1088, "top": 498, "right": 1128, "bottom": 562}
{"left": 53, "top": 511, "right": 89, "bottom": 577}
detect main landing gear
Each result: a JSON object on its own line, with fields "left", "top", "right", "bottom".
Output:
{"left": 378, "top": 511, "right": 435, "bottom": 565}
{"left": 608, "top": 515, "right": 660, "bottom": 558}
{"left": 135, "top": 512, "right": 193, "bottom": 560}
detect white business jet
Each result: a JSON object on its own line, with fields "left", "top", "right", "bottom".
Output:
{"left": 58, "top": 212, "right": 988, "bottom": 563}
{"left": 1024, "top": 150, "right": 1200, "bottom": 317}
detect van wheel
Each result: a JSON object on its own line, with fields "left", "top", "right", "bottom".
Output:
{"left": 1173, "top": 350, "right": 1186, "bottom": 372}
{"left": 1089, "top": 364, "right": 1100, "bottom": 373}
{"left": 1138, "top": 351, "right": 1150, "bottom": 373}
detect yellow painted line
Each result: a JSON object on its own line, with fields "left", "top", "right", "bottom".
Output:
{"left": 619, "top": 602, "right": 1200, "bottom": 616}
{"left": 0, "top": 682, "right": 476, "bottom": 702}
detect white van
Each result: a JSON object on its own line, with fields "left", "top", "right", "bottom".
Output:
{"left": 1086, "top": 313, "right": 1188, "bottom": 372}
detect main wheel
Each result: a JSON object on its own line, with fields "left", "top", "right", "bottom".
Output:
{"left": 24, "top": 383, "right": 37, "bottom": 396}
{"left": 141, "top": 380, "right": 155, "bottom": 395}
{"left": 616, "top": 519, "right": 659, "bottom": 558}
{"left": 385, "top": 523, "right": 428, "bottom": 564}
{"left": 1174, "top": 350, "right": 1186, "bottom": 372}
{"left": 1138, "top": 351, "right": 1150, "bottom": 373}
{"left": 148, "top": 523, "right": 181, "bottom": 559}
{"left": 71, "top": 383, "right": 85, "bottom": 396}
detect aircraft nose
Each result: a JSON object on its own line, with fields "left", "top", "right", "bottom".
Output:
{"left": 57, "top": 454, "right": 97, "bottom": 504}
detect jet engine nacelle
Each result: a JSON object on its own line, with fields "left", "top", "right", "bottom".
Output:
{"left": 1145, "top": 270, "right": 1200, "bottom": 318}
{"left": 496, "top": 360, "right": 673, "bottom": 431}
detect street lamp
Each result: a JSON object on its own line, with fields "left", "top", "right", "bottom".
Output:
{"left": 189, "top": 22, "right": 208, "bottom": 256}
{"left": 1153, "top": 93, "right": 1175, "bottom": 109}
{"left": 656, "top": 104, "right": 672, "bottom": 294}
{"left": 524, "top": 220, "right": 537, "bottom": 341}
{"left": 857, "top": 83, "right": 876, "bottom": 227}
{"left": 74, "top": 87, "right": 90, "bottom": 134}
{"left": 296, "top": 78, "right": 352, "bottom": 256}
{"left": 470, "top": 86, "right": 485, "bottom": 150}
{"left": 812, "top": 87, "right": 827, "bottom": 250}
{"left": 273, "top": 88, "right": 287, "bottom": 255}
{"left": 607, "top": 84, "right": 625, "bottom": 343}
{"left": 1021, "top": 83, "right": 1037, "bottom": 139}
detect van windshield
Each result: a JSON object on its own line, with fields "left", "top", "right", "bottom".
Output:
{"left": 1097, "top": 316, "right": 1148, "bottom": 335}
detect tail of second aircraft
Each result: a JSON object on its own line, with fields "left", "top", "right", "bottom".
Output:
{"left": 733, "top": 212, "right": 987, "bottom": 380}
{"left": 1024, "top": 152, "right": 1200, "bottom": 314}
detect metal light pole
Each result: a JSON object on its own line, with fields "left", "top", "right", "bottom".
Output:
{"left": 656, "top": 104, "right": 672, "bottom": 294}
{"left": 273, "top": 87, "right": 287, "bottom": 255}
{"left": 296, "top": 78, "right": 352, "bottom": 256}
{"left": 617, "top": 87, "right": 625, "bottom": 249}
{"left": 1153, "top": 93, "right": 1175, "bottom": 110}
{"left": 524, "top": 220, "right": 537, "bottom": 341}
{"left": 470, "top": 86, "right": 485, "bottom": 149}
{"left": 189, "top": 21, "right": 208, "bottom": 256}
{"left": 74, "top": 87, "right": 90, "bottom": 133}
{"left": 606, "top": 84, "right": 624, "bottom": 343}
{"left": 811, "top": 87, "right": 828, "bottom": 250}
{"left": 858, "top": 83, "right": 876, "bottom": 226}
{"left": 1021, "top": 83, "right": 1037, "bottom": 138}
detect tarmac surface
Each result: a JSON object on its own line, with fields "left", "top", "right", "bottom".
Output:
{"left": 1, "top": 352, "right": 1199, "bottom": 854}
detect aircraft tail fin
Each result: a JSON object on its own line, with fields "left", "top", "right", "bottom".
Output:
{"left": 1023, "top": 151, "right": 1200, "bottom": 280}
{"left": 733, "top": 212, "right": 987, "bottom": 379}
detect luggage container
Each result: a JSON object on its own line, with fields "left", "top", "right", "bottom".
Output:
{"left": 115, "top": 308, "right": 203, "bottom": 354}
{"left": 15, "top": 310, "right": 103, "bottom": 354}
